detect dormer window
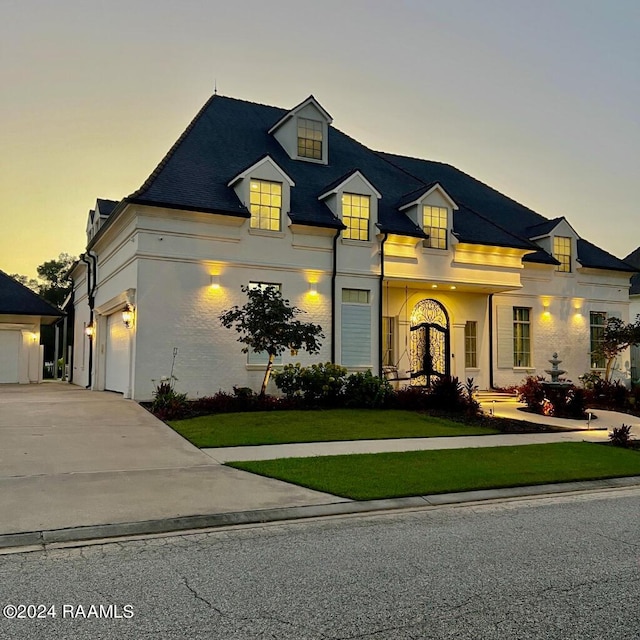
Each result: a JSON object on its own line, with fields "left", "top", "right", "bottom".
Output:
{"left": 423, "top": 205, "right": 448, "bottom": 249}
{"left": 250, "top": 180, "right": 282, "bottom": 231}
{"left": 342, "top": 193, "right": 370, "bottom": 241}
{"left": 553, "top": 236, "right": 571, "bottom": 272}
{"left": 298, "top": 118, "right": 323, "bottom": 160}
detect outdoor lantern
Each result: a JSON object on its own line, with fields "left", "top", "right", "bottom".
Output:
{"left": 85, "top": 324, "right": 94, "bottom": 338}
{"left": 122, "top": 305, "right": 134, "bottom": 329}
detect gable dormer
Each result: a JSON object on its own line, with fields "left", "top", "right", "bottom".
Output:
{"left": 86, "top": 209, "right": 96, "bottom": 243}
{"left": 398, "top": 183, "right": 458, "bottom": 250}
{"left": 526, "top": 217, "right": 579, "bottom": 273}
{"left": 318, "top": 170, "right": 381, "bottom": 242}
{"left": 268, "top": 95, "right": 332, "bottom": 165}
{"left": 228, "top": 155, "right": 295, "bottom": 233}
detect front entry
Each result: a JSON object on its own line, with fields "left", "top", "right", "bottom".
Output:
{"left": 410, "top": 299, "right": 450, "bottom": 386}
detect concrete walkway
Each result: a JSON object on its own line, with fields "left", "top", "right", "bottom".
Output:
{"left": 203, "top": 431, "right": 610, "bottom": 462}
{"left": 1, "top": 383, "right": 639, "bottom": 550}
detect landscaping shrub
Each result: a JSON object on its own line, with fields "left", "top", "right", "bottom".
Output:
{"left": 517, "top": 376, "right": 546, "bottom": 412}
{"left": 427, "top": 375, "right": 479, "bottom": 414}
{"left": 563, "top": 386, "right": 588, "bottom": 419}
{"left": 274, "top": 362, "right": 348, "bottom": 406}
{"left": 583, "top": 378, "right": 630, "bottom": 411}
{"left": 151, "top": 379, "right": 190, "bottom": 420}
{"left": 343, "top": 371, "right": 393, "bottom": 408}
{"left": 392, "top": 385, "right": 431, "bottom": 411}
{"left": 609, "top": 424, "right": 632, "bottom": 448}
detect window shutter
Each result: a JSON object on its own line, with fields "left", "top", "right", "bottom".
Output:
{"left": 496, "top": 305, "right": 513, "bottom": 369}
{"left": 341, "top": 304, "right": 371, "bottom": 366}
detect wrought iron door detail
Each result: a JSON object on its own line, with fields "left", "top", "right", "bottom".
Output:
{"left": 410, "top": 299, "right": 450, "bottom": 386}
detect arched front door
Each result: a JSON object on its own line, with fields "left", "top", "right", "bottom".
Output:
{"left": 410, "top": 299, "right": 450, "bottom": 386}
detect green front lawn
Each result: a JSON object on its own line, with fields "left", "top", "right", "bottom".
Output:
{"left": 168, "top": 409, "right": 500, "bottom": 448}
{"left": 227, "top": 442, "right": 640, "bottom": 500}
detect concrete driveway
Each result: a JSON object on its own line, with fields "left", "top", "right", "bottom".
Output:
{"left": 0, "top": 383, "right": 346, "bottom": 536}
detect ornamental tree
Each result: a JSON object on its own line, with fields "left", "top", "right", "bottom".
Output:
{"left": 220, "top": 285, "right": 324, "bottom": 395}
{"left": 599, "top": 315, "right": 640, "bottom": 381}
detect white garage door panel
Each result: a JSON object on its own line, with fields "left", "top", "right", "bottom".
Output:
{"left": 0, "top": 330, "right": 21, "bottom": 383}
{"left": 105, "top": 314, "right": 130, "bottom": 393}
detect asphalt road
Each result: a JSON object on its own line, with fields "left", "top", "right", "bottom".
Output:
{"left": 1, "top": 487, "right": 639, "bottom": 639}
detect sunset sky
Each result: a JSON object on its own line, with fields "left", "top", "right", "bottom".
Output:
{"left": 1, "top": 0, "right": 638, "bottom": 278}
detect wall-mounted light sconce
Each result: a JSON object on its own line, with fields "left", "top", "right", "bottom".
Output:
{"left": 122, "top": 304, "right": 134, "bottom": 329}
{"left": 85, "top": 324, "right": 94, "bottom": 338}
{"left": 210, "top": 275, "right": 221, "bottom": 290}
{"left": 308, "top": 282, "right": 318, "bottom": 296}
{"left": 31, "top": 333, "right": 38, "bottom": 343}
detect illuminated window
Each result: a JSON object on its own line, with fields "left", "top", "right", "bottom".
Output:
{"left": 423, "top": 205, "right": 448, "bottom": 249}
{"left": 554, "top": 236, "right": 572, "bottom": 272}
{"left": 249, "top": 180, "right": 282, "bottom": 231}
{"left": 590, "top": 312, "right": 606, "bottom": 369}
{"left": 513, "top": 307, "right": 531, "bottom": 367}
{"left": 382, "top": 316, "right": 396, "bottom": 367}
{"left": 465, "top": 321, "right": 477, "bottom": 368}
{"left": 297, "top": 118, "right": 323, "bottom": 160}
{"left": 342, "top": 193, "right": 370, "bottom": 241}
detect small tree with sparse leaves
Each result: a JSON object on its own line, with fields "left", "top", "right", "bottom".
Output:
{"left": 598, "top": 316, "right": 640, "bottom": 381}
{"left": 220, "top": 285, "right": 324, "bottom": 395}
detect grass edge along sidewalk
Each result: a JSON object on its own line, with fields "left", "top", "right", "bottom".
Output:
{"left": 169, "top": 409, "right": 502, "bottom": 448}
{"left": 227, "top": 442, "right": 640, "bottom": 500}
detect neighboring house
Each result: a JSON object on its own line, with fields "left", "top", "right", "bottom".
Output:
{"left": 0, "top": 271, "right": 63, "bottom": 383}
{"left": 624, "top": 248, "right": 640, "bottom": 382}
{"left": 70, "top": 94, "right": 636, "bottom": 400}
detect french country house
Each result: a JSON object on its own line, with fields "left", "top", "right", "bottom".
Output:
{"left": 0, "top": 270, "right": 63, "bottom": 383}
{"left": 69, "top": 94, "right": 637, "bottom": 400}
{"left": 624, "top": 247, "right": 640, "bottom": 382}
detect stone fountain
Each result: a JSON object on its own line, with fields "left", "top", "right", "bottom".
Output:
{"left": 544, "top": 353, "right": 570, "bottom": 386}
{"left": 541, "top": 353, "right": 573, "bottom": 416}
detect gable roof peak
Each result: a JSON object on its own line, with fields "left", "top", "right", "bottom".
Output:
{"left": 268, "top": 95, "right": 333, "bottom": 134}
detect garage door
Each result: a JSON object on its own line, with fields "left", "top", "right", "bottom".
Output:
{"left": 105, "top": 313, "right": 130, "bottom": 393}
{"left": 0, "top": 330, "right": 21, "bottom": 383}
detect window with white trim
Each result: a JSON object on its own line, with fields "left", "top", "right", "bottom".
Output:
{"left": 590, "top": 311, "right": 606, "bottom": 369}
{"left": 382, "top": 316, "right": 396, "bottom": 367}
{"left": 423, "top": 205, "right": 448, "bottom": 249}
{"left": 513, "top": 307, "right": 531, "bottom": 367}
{"left": 341, "top": 288, "right": 371, "bottom": 366}
{"left": 342, "top": 194, "right": 370, "bottom": 241}
{"left": 297, "top": 118, "right": 323, "bottom": 160}
{"left": 465, "top": 321, "right": 477, "bottom": 368}
{"left": 553, "top": 236, "right": 572, "bottom": 273}
{"left": 249, "top": 180, "right": 282, "bottom": 231}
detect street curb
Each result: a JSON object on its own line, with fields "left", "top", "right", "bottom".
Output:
{"left": 2, "top": 476, "right": 640, "bottom": 551}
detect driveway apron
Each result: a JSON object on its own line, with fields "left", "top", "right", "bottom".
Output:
{"left": 0, "top": 383, "right": 345, "bottom": 535}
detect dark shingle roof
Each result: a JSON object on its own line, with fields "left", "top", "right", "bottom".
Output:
{"left": 96, "top": 198, "right": 119, "bottom": 217}
{"left": 0, "top": 271, "right": 63, "bottom": 317}
{"left": 525, "top": 218, "right": 564, "bottom": 238}
{"left": 577, "top": 239, "right": 636, "bottom": 272}
{"left": 624, "top": 248, "right": 640, "bottom": 295}
{"left": 117, "top": 94, "right": 631, "bottom": 272}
